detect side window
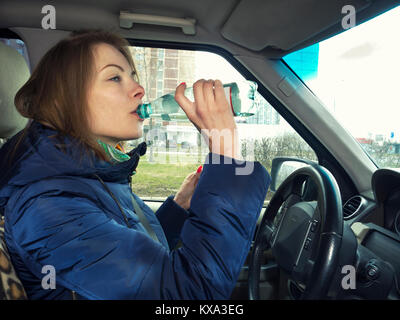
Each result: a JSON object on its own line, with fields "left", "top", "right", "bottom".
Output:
{"left": 0, "top": 37, "right": 30, "bottom": 148}
{"left": 128, "top": 47, "right": 317, "bottom": 202}
{"left": 0, "top": 38, "right": 31, "bottom": 71}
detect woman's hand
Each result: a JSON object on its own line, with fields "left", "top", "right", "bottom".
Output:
{"left": 174, "top": 79, "right": 238, "bottom": 159}
{"left": 173, "top": 166, "right": 203, "bottom": 210}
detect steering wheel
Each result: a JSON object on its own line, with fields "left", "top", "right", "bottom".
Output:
{"left": 248, "top": 164, "right": 343, "bottom": 299}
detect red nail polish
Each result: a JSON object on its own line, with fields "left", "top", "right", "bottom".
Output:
{"left": 197, "top": 165, "right": 203, "bottom": 173}
{"left": 180, "top": 82, "right": 186, "bottom": 86}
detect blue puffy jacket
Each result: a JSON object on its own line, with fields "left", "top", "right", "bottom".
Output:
{"left": 0, "top": 121, "right": 270, "bottom": 299}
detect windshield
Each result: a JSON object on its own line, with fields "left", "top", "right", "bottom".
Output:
{"left": 283, "top": 5, "right": 400, "bottom": 169}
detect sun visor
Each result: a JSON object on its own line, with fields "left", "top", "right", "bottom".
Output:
{"left": 221, "top": 0, "right": 371, "bottom": 51}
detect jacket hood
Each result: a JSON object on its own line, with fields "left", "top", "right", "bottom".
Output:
{"left": 0, "top": 120, "right": 146, "bottom": 210}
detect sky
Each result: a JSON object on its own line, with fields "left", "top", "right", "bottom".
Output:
{"left": 194, "top": 51, "right": 245, "bottom": 84}
{"left": 306, "top": 5, "right": 400, "bottom": 140}
{"left": 194, "top": 5, "right": 400, "bottom": 142}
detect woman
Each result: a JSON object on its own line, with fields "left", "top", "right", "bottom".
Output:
{"left": 0, "top": 30, "right": 270, "bottom": 299}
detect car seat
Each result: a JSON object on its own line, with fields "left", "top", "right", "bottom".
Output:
{"left": 0, "top": 39, "right": 30, "bottom": 299}
{"left": 0, "top": 218, "right": 27, "bottom": 299}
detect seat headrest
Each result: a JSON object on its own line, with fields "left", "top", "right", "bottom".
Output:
{"left": 0, "top": 41, "right": 29, "bottom": 139}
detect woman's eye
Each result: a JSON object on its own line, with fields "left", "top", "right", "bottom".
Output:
{"left": 109, "top": 75, "right": 121, "bottom": 82}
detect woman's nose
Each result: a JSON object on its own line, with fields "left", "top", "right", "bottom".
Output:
{"left": 130, "top": 81, "right": 145, "bottom": 100}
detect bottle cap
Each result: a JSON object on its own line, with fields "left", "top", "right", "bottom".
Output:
{"left": 136, "top": 103, "right": 152, "bottom": 119}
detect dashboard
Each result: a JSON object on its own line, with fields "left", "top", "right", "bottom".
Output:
{"left": 237, "top": 166, "right": 400, "bottom": 300}
{"left": 340, "top": 168, "right": 400, "bottom": 299}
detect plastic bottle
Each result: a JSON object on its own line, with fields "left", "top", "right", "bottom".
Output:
{"left": 136, "top": 81, "right": 258, "bottom": 121}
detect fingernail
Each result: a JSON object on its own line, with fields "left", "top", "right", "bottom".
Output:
{"left": 197, "top": 165, "right": 203, "bottom": 173}
{"left": 180, "top": 82, "right": 186, "bottom": 86}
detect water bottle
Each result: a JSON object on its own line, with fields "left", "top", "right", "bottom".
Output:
{"left": 136, "top": 81, "right": 258, "bottom": 121}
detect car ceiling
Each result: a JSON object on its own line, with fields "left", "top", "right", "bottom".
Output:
{"left": 0, "top": 0, "right": 399, "bottom": 59}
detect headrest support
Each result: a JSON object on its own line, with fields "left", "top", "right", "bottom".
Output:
{"left": 0, "top": 41, "right": 29, "bottom": 138}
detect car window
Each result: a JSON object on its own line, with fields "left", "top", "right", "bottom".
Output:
{"left": 0, "top": 37, "right": 30, "bottom": 148}
{"left": 128, "top": 46, "right": 317, "bottom": 203}
{"left": 0, "top": 38, "right": 31, "bottom": 71}
{"left": 283, "top": 5, "right": 400, "bottom": 169}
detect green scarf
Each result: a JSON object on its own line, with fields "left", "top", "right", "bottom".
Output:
{"left": 97, "top": 140, "right": 130, "bottom": 163}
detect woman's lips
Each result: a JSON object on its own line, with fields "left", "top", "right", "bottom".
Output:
{"left": 131, "top": 111, "right": 144, "bottom": 121}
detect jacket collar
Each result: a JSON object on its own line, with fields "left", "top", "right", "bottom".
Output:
{"left": 0, "top": 121, "right": 147, "bottom": 187}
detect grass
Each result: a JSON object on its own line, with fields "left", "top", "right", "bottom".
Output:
{"left": 131, "top": 151, "right": 273, "bottom": 204}
{"left": 130, "top": 153, "right": 204, "bottom": 198}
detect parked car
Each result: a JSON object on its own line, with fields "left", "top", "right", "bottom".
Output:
{"left": 0, "top": 0, "right": 399, "bottom": 301}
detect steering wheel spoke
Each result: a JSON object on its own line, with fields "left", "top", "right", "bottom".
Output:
{"left": 264, "top": 223, "right": 276, "bottom": 248}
